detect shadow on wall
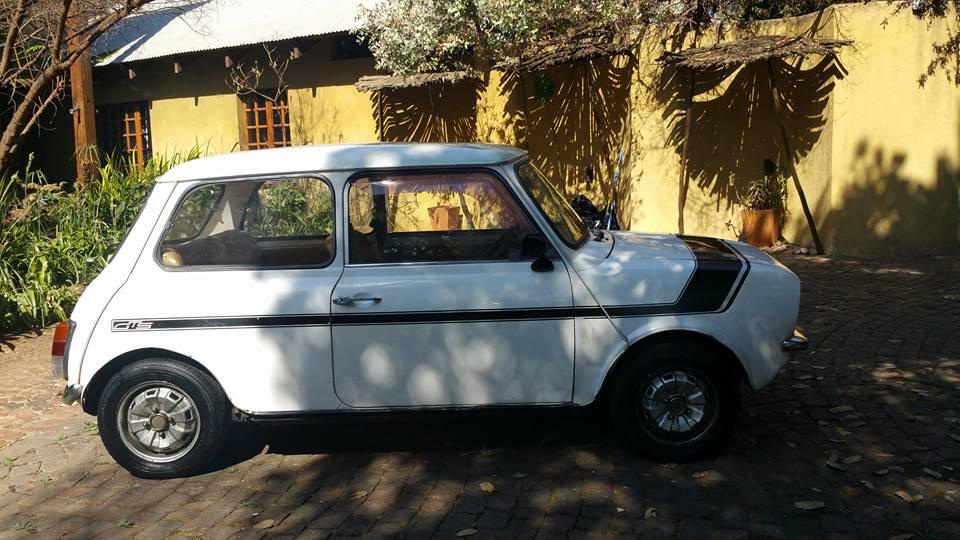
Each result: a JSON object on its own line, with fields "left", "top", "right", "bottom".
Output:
{"left": 365, "top": 57, "right": 635, "bottom": 222}
{"left": 502, "top": 57, "right": 634, "bottom": 215}
{"left": 371, "top": 82, "right": 483, "bottom": 143}
{"left": 658, "top": 55, "right": 846, "bottom": 215}
{"left": 820, "top": 141, "right": 960, "bottom": 255}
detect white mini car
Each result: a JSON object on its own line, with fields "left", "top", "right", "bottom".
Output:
{"left": 53, "top": 143, "right": 805, "bottom": 478}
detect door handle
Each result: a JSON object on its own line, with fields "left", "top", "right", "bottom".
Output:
{"left": 333, "top": 295, "right": 382, "bottom": 306}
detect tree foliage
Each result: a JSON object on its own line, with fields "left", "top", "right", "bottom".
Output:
{"left": 358, "top": 0, "right": 960, "bottom": 86}
{"left": 356, "top": 0, "right": 639, "bottom": 75}
{"left": 904, "top": 0, "right": 960, "bottom": 86}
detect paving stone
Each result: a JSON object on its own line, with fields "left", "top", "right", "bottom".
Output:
{"left": 1, "top": 254, "right": 959, "bottom": 538}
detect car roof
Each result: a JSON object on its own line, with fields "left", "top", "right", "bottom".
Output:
{"left": 157, "top": 143, "right": 528, "bottom": 183}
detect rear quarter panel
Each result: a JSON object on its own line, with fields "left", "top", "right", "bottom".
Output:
{"left": 67, "top": 183, "right": 176, "bottom": 382}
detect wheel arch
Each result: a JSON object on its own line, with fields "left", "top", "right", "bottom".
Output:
{"left": 593, "top": 329, "right": 748, "bottom": 408}
{"left": 81, "top": 348, "right": 226, "bottom": 415}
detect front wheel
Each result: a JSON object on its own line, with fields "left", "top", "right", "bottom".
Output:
{"left": 609, "top": 342, "right": 740, "bottom": 461}
{"left": 97, "top": 359, "right": 231, "bottom": 478}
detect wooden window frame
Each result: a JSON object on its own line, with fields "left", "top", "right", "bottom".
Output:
{"left": 96, "top": 101, "right": 152, "bottom": 169}
{"left": 241, "top": 90, "right": 292, "bottom": 150}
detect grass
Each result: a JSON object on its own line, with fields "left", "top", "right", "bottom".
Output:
{"left": 2, "top": 457, "right": 16, "bottom": 466}
{"left": 12, "top": 522, "right": 36, "bottom": 533}
{"left": 0, "top": 149, "right": 201, "bottom": 333}
{"left": 117, "top": 520, "right": 134, "bottom": 529}
{"left": 82, "top": 421, "right": 98, "bottom": 432}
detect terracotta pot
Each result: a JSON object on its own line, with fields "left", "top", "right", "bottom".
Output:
{"left": 740, "top": 209, "right": 779, "bottom": 248}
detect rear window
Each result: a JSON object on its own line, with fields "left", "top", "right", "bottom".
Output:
{"left": 158, "top": 177, "right": 334, "bottom": 268}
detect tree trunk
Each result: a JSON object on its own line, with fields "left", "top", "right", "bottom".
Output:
{"left": 0, "top": 0, "right": 154, "bottom": 178}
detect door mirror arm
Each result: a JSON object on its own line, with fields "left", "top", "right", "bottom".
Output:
{"left": 522, "top": 233, "right": 554, "bottom": 272}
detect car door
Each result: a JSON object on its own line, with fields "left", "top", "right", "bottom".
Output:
{"left": 331, "top": 169, "right": 575, "bottom": 408}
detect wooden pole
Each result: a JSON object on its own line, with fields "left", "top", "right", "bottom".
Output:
{"left": 69, "top": 14, "right": 97, "bottom": 185}
{"left": 766, "top": 59, "right": 824, "bottom": 254}
{"left": 677, "top": 70, "right": 695, "bottom": 234}
{"left": 427, "top": 84, "right": 440, "bottom": 141}
{"left": 377, "top": 91, "right": 384, "bottom": 141}
{"left": 517, "top": 70, "right": 531, "bottom": 150}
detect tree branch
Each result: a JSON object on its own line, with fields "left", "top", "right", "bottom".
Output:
{"left": 0, "top": 0, "right": 30, "bottom": 77}
{"left": 18, "top": 77, "right": 63, "bottom": 137}
{"left": 0, "top": 0, "right": 155, "bottom": 176}
{"left": 51, "top": 0, "right": 74, "bottom": 63}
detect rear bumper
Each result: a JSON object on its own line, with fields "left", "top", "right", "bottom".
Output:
{"left": 781, "top": 335, "right": 809, "bottom": 352}
{"left": 61, "top": 384, "right": 82, "bottom": 406}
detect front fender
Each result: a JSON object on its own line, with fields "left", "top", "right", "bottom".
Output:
{"left": 573, "top": 262, "right": 800, "bottom": 404}
{"left": 573, "top": 316, "right": 746, "bottom": 405}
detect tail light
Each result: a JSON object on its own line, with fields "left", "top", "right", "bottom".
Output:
{"left": 51, "top": 321, "right": 75, "bottom": 379}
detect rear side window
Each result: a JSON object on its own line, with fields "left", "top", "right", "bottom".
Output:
{"left": 347, "top": 170, "right": 537, "bottom": 264}
{"left": 244, "top": 178, "right": 334, "bottom": 239}
{"left": 158, "top": 177, "right": 334, "bottom": 268}
{"left": 165, "top": 185, "right": 223, "bottom": 241}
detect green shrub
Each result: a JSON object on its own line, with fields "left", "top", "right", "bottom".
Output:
{"left": 0, "top": 149, "right": 201, "bottom": 333}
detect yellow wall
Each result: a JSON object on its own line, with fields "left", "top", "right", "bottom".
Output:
{"left": 85, "top": 4, "right": 960, "bottom": 255}
{"left": 824, "top": 3, "right": 960, "bottom": 254}
{"left": 149, "top": 95, "right": 241, "bottom": 155}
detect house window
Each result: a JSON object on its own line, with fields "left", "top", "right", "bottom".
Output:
{"left": 242, "top": 91, "right": 291, "bottom": 150}
{"left": 96, "top": 101, "right": 152, "bottom": 168}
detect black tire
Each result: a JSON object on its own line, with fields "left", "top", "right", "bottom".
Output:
{"left": 97, "top": 358, "right": 231, "bottom": 479}
{"left": 609, "top": 341, "right": 740, "bottom": 461}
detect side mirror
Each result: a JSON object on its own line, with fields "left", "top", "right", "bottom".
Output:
{"left": 522, "top": 234, "right": 554, "bottom": 272}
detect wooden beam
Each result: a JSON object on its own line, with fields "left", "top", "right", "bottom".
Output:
{"left": 68, "top": 12, "right": 97, "bottom": 184}
{"left": 677, "top": 71, "right": 695, "bottom": 235}
{"left": 767, "top": 59, "right": 824, "bottom": 254}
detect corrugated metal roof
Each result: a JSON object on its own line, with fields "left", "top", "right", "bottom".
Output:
{"left": 94, "top": 0, "right": 374, "bottom": 66}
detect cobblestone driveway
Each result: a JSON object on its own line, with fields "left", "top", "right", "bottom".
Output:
{"left": 0, "top": 254, "right": 958, "bottom": 540}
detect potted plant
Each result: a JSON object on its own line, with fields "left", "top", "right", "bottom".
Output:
{"left": 740, "top": 159, "right": 787, "bottom": 248}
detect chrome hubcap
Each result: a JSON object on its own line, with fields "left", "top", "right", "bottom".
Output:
{"left": 641, "top": 370, "right": 709, "bottom": 434}
{"left": 118, "top": 384, "right": 200, "bottom": 463}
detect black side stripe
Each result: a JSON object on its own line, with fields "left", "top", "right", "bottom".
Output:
{"left": 111, "top": 236, "right": 749, "bottom": 331}
{"left": 112, "top": 315, "right": 332, "bottom": 331}
{"left": 333, "top": 307, "right": 575, "bottom": 325}
{"left": 601, "top": 235, "right": 748, "bottom": 318}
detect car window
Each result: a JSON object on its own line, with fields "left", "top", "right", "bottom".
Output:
{"left": 165, "top": 184, "right": 223, "bottom": 242}
{"left": 158, "top": 177, "right": 334, "bottom": 268}
{"left": 515, "top": 162, "right": 588, "bottom": 248}
{"left": 243, "top": 178, "right": 334, "bottom": 239}
{"left": 348, "top": 171, "right": 537, "bottom": 264}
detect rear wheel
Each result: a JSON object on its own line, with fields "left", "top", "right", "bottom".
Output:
{"left": 97, "top": 359, "right": 230, "bottom": 478}
{"left": 609, "top": 342, "right": 740, "bottom": 461}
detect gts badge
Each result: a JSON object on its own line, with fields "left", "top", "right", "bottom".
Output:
{"left": 112, "top": 320, "right": 155, "bottom": 331}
